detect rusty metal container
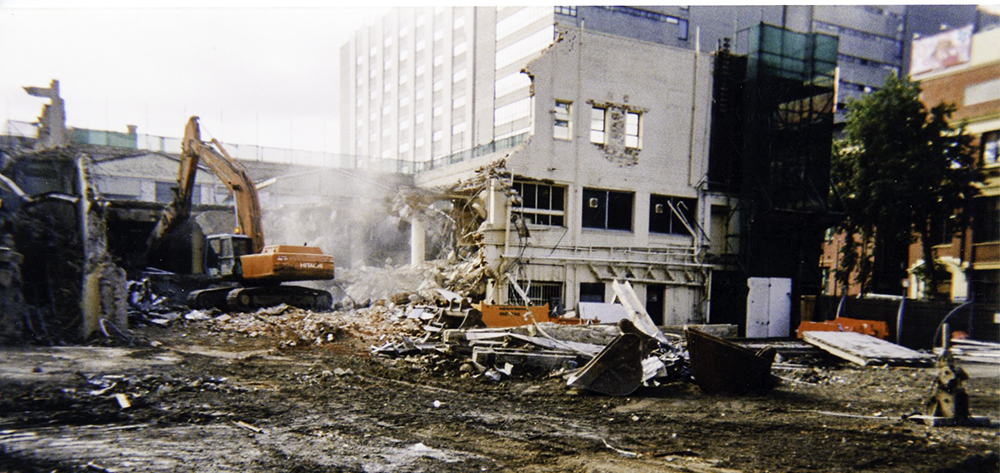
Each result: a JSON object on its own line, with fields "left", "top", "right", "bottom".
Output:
{"left": 685, "top": 328, "right": 774, "bottom": 394}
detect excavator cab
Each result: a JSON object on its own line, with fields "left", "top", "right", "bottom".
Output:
{"left": 204, "top": 233, "right": 254, "bottom": 278}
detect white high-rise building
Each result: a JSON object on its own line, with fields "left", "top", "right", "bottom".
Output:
{"left": 341, "top": 7, "right": 485, "bottom": 172}
{"left": 341, "top": 7, "right": 582, "bottom": 172}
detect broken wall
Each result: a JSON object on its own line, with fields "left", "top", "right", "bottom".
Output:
{"left": 442, "top": 26, "right": 716, "bottom": 319}
{"left": 1, "top": 147, "right": 129, "bottom": 344}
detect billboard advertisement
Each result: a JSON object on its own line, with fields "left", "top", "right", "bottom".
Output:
{"left": 910, "top": 25, "right": 973, "bottom": 76}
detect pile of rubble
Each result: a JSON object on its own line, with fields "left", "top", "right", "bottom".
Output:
{"left": 365, "top": 283, "right": 717, "bottom": 396}
{"left": 373, "top": 319, "right": 695, "bottom": 393}
{"left": 210, "top": 303, "right": 424, "bottom": 348}
{"left": 333, "top": 257, "right": 489, "bottom": 308}
{"left": 125, "top": 272, "right": 774, "bottom": 397}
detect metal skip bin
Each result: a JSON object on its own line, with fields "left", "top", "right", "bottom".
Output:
{"left": 686, "top": 328, "right": 775, "bottom": 394}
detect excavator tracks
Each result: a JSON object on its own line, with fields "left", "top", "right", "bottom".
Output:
{"left": 188, "top": 285, "right": 332, "bottom": 312}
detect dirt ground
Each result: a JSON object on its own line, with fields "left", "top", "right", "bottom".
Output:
{"left": 0, "top": 314, "right": 997, "bottom": 473}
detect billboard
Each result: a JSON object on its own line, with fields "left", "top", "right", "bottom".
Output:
{"left": 910, "top": 25, "right": 973, "bottom": 76}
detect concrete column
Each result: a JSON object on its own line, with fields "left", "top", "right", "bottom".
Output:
{"left": 410, "top": 218, "right": 426, "bottom": 266}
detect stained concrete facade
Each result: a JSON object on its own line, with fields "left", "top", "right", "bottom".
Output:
{"left": 417, "top": 26, "right": 715, "bottom": 325}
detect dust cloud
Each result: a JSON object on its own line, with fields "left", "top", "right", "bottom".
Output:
{"left": 254, "top": 166, "right": 453, "bottom": 304}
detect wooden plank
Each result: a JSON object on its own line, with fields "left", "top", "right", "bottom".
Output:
{"left": 802, "top": 331, "right": 935, "bottom": 366}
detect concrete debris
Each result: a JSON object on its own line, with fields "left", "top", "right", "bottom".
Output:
{"left": 85, "top": 461, "right": 115, "bottom": 473}
{"left": 233, "top": 420, "right": 263, "bottom": 434}
{"left": 802, "top": 331, "right": 935, "bottom": 367}
{"left": 933, "top": 339, "right": 1000, "bottom": 364}
{"left": 184, "top": 310, "right": 211, "bottom": 321}
{"left": 473, "top": 347, "right": 582, "bottom": 371}
{"left": 367, "top": 305, "right": 693, "bottom": 396}
{"left": 114, "top": 393, "right": 131, "bottom": 409}
{"left": 213, "top": 304, "right": 423, "bottom": 347}
{"left": 916, "top": 354, "right": 992, "bottom": 427}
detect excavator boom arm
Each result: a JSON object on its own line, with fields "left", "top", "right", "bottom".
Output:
{"left": 149, "top": 116, "right": 265, "bottom": 255}
{"left": 183, "top": 134, "right": 265, "bottom": 253}
{"left": 145, "top": 118, "right": 204, "bottom": 254}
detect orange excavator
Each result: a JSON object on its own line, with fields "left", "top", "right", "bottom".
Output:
{"left": 146, "top": 116, "right": 334, "bottom": 311}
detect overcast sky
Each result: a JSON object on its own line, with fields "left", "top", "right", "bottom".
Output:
{"left": 0, "top": 2, "right": 390, "bottom": 156}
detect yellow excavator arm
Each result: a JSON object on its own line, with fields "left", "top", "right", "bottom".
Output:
{"left": 147, "top": 116, "right": 265, "bottom": 256}
{"left": 181, "top": 117, "right": 265, "bottom": 253}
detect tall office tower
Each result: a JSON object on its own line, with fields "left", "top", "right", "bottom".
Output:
{"left": 340, "top": 7, "right": 492, "bottom": 172}
{"left": 340, "top": 6, "right": 693, "bottom": 170}
{"left": 492, "top": 7, "right": 553, "bottom": 141}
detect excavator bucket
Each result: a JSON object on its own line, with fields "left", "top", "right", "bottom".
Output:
{"left": 566, "top": 333, "right": 643, "bottom": 396}
{"left": 566, "top": 319, "right": 658, "bottom": 396}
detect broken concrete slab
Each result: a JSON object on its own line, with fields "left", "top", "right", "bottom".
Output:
{"left": 566, "top": 333, "right": 644, "bottom": 396}
{"left": 441, "top": 330, "right": 604, "bottom": 356}
{"left": 662, "top": 324, "right": 737, "bottom": 339}
{"left": 802, "top": 331, "right": 935, "bottom": 367}
{"left": 934, "top": 339, "right": 1000, "bottom": 364}
{"left": 577, "top": 302, "right": 629, "bottom": 324}
{"left": 505, "top": 333, "right": 604, "bottom": 356}
{"left": 472, "top": 347, "right": 582, "bottom": 371}
{"left": 442, "top": 323, "right": 621, "bottom": 346}
{"left": 565, "top": 319, "right": 688, "bottom": 396}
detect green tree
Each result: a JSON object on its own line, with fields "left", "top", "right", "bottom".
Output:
{"left": 831, "top": 73, "right": 980, "bottom": 298}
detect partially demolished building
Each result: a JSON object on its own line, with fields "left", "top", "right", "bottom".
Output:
{"left": 0, "top": 83, "right": 418, "bottom": 343}
{"left": 413, "top": 17, "right": 716, "bottom": 325}
{"left": 346, "top": 7, "right": 842, "bottom": 331}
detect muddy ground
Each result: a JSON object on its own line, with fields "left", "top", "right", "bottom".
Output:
{"left": 0, "top": 315, "right": 997, "bottom": 473}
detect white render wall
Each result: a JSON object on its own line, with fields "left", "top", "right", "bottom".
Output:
{"left": 412, "top": 26, "right": 717, "bottom": 323}
{"left": 515, "top": 27, "right": 712, "bottom": 246}
{"left": 502, "top": 27, "right": 714, "bottom": 321}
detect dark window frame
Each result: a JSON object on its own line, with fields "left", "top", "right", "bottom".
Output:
{"left": 507, "top": 280, "right": 564, "bottom": 307}
{"left": 513, "top": 181, "right": 566, "bottom": 227}
{"left": 579, "top": 282, "right": 605, "bottom": 303}
{"left": 583, "top": 188, "right": 633, "bottom": 231}
{"left": 649, "top": 194, "right": 697, "bottom": 236}
{"left": 973, "top": 196, "right": 999, "bottom": 243}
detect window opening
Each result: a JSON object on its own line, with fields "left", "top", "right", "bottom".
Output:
{"left": 983, "top": 130, "right": 999, "bottom": 166}
{"left": 513, "top": 181, "right": 565, "bottom": 226}
{"left": 650, "top": 195, "right": 697, "bottom": 235}
{"left": 583, "top": 188, "right": 633, "bottom": 231}
{"left": 579, "top": 282, "right": 605, "bottom": 303}
{"left": 590, "top": 106, "right": 606, "bottom": 144}
{"left": 625, "top": 111, "right": 640, "bottom": 149}
{"left": 973, "top": 196, "right": 1000, "bottom": 243}
{"left": 554, "top": 100, "right": 572, "bottom": 140}
{"left": 507, "top": 281, "right": 563, "bottom": 307}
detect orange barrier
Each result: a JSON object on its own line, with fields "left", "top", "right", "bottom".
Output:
{"left": 475, "top": 303, "right": 593, "bottom": 327}
{"left": 796, "top": 317, "right": 890, "bottom": 340}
